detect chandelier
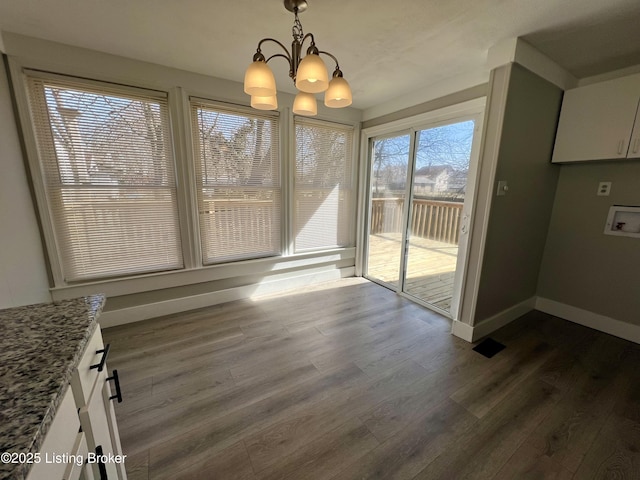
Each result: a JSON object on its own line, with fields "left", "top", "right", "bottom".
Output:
{"left": 243, "top": 0, "right": 352, "bottom": 115}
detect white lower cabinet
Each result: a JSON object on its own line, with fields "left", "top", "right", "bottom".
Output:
{"left": 26, "top": 389, "right": 79, "bottom": 480}
{"left": 75, "top": 327, "right": 127, "bottom": 480}
{"left": 101, "top": 374, "right": 127, "bottom": 480}
{"left": 63, "top": 432, "right": 94, "bottom": 480}
{"left": 78, "top": 368, "right": 121, "bottom": 480}
{"left": 29, "top": 326, "right": 126, "bottom": 480}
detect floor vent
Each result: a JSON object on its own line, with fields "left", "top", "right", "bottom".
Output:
{"left": 472, "top": 338, "right": 506, "bottom": 358}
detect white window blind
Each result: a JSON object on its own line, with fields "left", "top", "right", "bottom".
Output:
{"left": 190, "top": 100, "right": 281, "bottom": 264}
{"left": 294, "top": 118, "right": 354, "bottom": 252}
{"left": 26, "top": 76, "right": 183, "bottom": 282}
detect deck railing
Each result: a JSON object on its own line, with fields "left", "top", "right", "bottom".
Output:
{"left": 370, "top": 198, "right": 463, "bottom": 244}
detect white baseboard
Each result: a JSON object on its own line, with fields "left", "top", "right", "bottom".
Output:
{"left": 535, "top": 297, "right": 640, "bottom": 345}
{"left": 452, "top": 296, "right": 536, "bottom": 343}
{"left": 451, "top": 320, "right": 475, "bottom": 342}
{"left": 100, "top": 267, "right": 354, "bottom": 328}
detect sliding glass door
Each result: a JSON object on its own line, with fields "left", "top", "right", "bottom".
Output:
{"left": 403, "top": 120, "right": 475, "bottom": 314}
{"left": 366, "top": 133, "right": 412, "bottom": 288}
{"left": 365, "top": 112, "right": 482, "bottom": 319}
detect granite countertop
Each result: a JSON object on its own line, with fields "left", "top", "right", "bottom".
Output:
{"left": 0, "top": 295, "right": 105, "bottom": 480}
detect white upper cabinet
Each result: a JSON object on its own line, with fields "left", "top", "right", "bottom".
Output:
{"left": 552, "top": 73, "right": 640, "bottom": 163}
{"left": 628, "top": 107, "right": 640, "bottom": 159}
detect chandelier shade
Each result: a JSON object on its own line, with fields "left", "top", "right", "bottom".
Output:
{"left": 243, "top": 0, "right": 352, "bottom": 115}
{"left": 243, "top": 61, "right": 277, "bottom": 97}
{"left": 251, "top": 94, "right": 278, "bottom": 110}
{"left": 324, "top": 76, "right": 352, "bottom": 108}
{"left": 293, "top": 92, "right": 317, "bottom": 116}
{"left": 295, "top": 53, "right": 329, "bottom": 93}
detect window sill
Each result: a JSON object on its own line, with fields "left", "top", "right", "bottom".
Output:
{"left": 50, "top": 247, "right": 356, "bottom": 301}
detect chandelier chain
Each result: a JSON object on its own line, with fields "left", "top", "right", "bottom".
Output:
{"left": 292, "top": 9, "right": 304, "bottom": 43}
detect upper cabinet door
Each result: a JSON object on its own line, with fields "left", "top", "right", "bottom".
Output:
{"left": 627, "top": 103, "right": 640, "bottom": 159}
{"left": 552, "top": 74, "right": 640, "bottom": 163}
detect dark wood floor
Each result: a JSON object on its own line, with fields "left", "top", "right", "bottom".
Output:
{"left": 103, "top": 278, "right": 640, "bottom": 480}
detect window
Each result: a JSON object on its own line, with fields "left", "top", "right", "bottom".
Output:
{"left": 26, "top": 75, "right": 183, "bottom": 282}
{"left": 190, "top": 100, "right": 281, "bottom": 264}
{"left": 294, "top": 118, "right": 355, "bottom": 252}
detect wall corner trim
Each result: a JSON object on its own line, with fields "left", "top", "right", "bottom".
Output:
{"left": 452, "top": 296, "right": 536, "bottom": 343}
{"left": 535, "top": 297, "right": 640, "bottom": 345}
{"left": 487, "top": 37, "right": 577, "bottom": 90}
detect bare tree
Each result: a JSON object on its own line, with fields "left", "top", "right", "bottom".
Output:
{"left": 44, "top": 85, "right": 171, "bottom": 190}
{"left": 371, "top": 120, "right": 474, "bottom": 201}
{"left": 197, "top": 114, "right": 276, "bottom": 181}
{"left": 372, "top": 135, "right": 410, "bottom": 197}
{"left": 295, "top": 125, "right": 349, "bottom": 188}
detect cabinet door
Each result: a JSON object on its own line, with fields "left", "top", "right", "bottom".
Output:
{"left": 552, "top": 75, "right": 640, "bottom": 162}
{"left": 63, "top": 432, "right": 94, "bottom": 480}
{"left": 102, "top": 375, "right": 127, "bottom": 480}
{"left": 27, "top": 389, "right": 79, "bottom": 480}
{"left": 628, "top": 101, "right": 640, "bottom": 159}
{"left": 70, "top": 327, "right": 106, "bottom": 407}
{"left": 78, "top": 371, "right": 120, "bottom": 480}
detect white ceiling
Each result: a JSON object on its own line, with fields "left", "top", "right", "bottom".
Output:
{"left": 1, "top": 0, "right": 640, "bottom": 111}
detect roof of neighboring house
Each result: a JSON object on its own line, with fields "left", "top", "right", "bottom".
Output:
{"left": 414, "top": 165, "right": 454, "bottom": 177}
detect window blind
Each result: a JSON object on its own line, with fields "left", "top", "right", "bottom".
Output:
{"left": 27, "top": 76, "right": 183, "bottom": 282}
{"left": 294, "top": 118, "right": 354, "bottom": 252}
{"left": 190, "top": 100, "right": 281, "bottom": 264}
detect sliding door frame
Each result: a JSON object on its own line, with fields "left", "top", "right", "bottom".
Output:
{"left": 356, "top": 97, "right": 487, "bottom": 322}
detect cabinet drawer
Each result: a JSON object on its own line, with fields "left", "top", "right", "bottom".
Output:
{"left": 71, "top": 328, "right": 106, "bottom": 407}
{"left": 27, "top": 388, "right": 79, "bottom": 480}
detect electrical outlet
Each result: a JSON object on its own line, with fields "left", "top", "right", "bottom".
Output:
{"left": 597, "top": 181, "right": 611, "bottom": 196}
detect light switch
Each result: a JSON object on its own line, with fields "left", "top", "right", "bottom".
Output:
{"left": 597, "top": 182, "right": 611, "bottom": 196}
{"left": 497, "top": 180, "right": 508, "bottom": 196}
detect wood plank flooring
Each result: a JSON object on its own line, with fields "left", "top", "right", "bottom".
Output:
{"left": 103, "top": 278, "right": 640, "bottom": 480}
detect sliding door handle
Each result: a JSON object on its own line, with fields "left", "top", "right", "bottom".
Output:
{"left": 461, "top": 214, "right": 470, "bottom": 235}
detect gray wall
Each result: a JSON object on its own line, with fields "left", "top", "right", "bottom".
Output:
{"left": 0, "top": 56, "right": 51, "bottom": 308}
{"left": 538, "top": 161, "right": 640, "bottom": 326}
{"left": 474, "top": 64, "right": 563, "bottom": 322}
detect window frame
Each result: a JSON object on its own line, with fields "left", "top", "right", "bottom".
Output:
{"left": 292, "top": 116, "right": 357, "bottom": 253}
{"left": 17, "top": 69, "right": 192, "bottom": 286}
{"left": 7, "top": 54, "right": 359, "bottom": 298}
{"left": 188, "top": 97, "right": 284, "bottom": 265}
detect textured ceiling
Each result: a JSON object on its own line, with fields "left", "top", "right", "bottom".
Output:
{"left": 1, "top": 0, "right": 640, "bottom": 110}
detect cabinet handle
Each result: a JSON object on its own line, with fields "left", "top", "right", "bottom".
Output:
{"left": 95, "top": 445, "right": 108, "bottom": 480}
{"left": 90, "top": 344, "right": 111, "bottom": 372}
{"left": 633, "top": 138, "right": 640, "bottom": 154}
{"left": 618, "top": 140, "right": 624, "bottom": 155}
{"left": 107, "top": 369, "right": 123, "bottom": 403}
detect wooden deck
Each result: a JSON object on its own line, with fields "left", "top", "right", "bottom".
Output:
{"left": 367, "top": 233, "right": 458, "bottom": 311}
